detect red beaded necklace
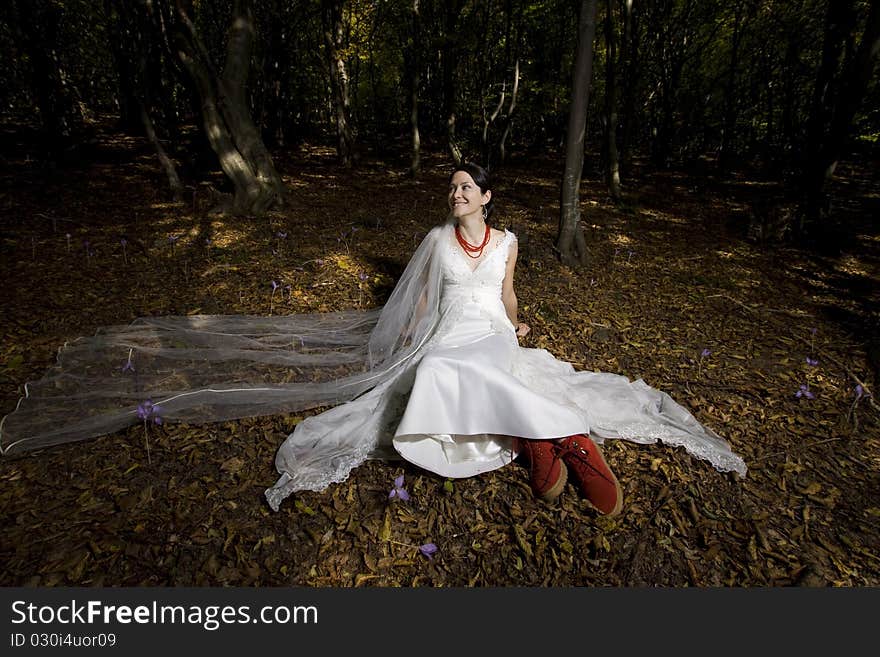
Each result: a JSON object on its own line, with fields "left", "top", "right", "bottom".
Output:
{"left": 455, "top": 222, "right": 491, "bottom": 259}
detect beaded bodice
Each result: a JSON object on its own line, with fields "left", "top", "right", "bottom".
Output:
{"left": 437, "top": 228, "right": 517, "bottom": 334}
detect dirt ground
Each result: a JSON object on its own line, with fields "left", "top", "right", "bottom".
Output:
{"left": 1, "top": 120, "right": 878, "bottom": 586}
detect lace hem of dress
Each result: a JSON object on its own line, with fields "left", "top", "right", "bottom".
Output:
{"left": 606, "top": 423, "right": 747, "bottom": 475}
{"left": 265, "top": 363, "right": 416, "bottom": 510}
{"left": 265, "top": 440, "right": 375, "bottom": 510}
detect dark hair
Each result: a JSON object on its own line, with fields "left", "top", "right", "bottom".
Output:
{"left": 450, "top": 162, "right": 495, "bottom": 221}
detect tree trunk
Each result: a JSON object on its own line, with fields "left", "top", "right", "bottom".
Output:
{"left": 497, "top": 59, "right": 520, "bottom": 167}
{"left": 408, "top": 0, "right": 422, "bottom": 177}
{"left": 139, "top": 99, "right": 183, "bottom": 202}
{"left": 482, "top": 84, "right": 506, "bottom": 165}
{"left": 110, "top": 0, "right": 183, "bottom": 201}
{"left": 322, "top": 0, "right": 355, "bottom": 167}
{"left": 263, "top": 0, "right": 289, "bottom": 148}
{"left": 801, "top": 0, "right": 880, "bottom": 225}
{"left": 619, "top": 0, "right": 637, "bottom": 170}
{"left": 781, "top": 35, "right": 798, "bottom": 158}
{"left": 604, "top": 0, "right": 621, "bottom": 201}
{"left": 171, "top": 0, "right": 284, "bottom": 214}
{"left": 443, "top": 1, "right": 464, "bottom": 166}
{"left": 557, "top": 0, "right": 599, "bottom": 268}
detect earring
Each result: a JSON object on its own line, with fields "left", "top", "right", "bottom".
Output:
{"left": 482, "top": 205, "right": 488, "bottom": 221}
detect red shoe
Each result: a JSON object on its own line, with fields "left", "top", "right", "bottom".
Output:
{"left": 517, "top": 439, "right": 567, "bottom": 501}
{"left": 558, "top": 434, "right": 623, "bottom": 516}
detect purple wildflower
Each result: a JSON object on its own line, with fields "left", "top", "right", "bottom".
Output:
{"left": 269, "top": 281, "right": 281, "bottom": 314}
{"left": 136, "top": 399, "right": 163, "bottom": 425}
{"left": 418, "top": 543, "right": 438, "bottom": 560}
{"left": 276, "top": 231, "right": 287, "bottom": 239}
{"left": 855, "top": 384, "right": 864, "bottom": 400}
{"left": 359, "top": 272, "right": 368, "bottom": 281}
{"left": 388, "top": 474, "right": 410, "bottom": 501}
{"left": 795, "top": 384, "right": 815, "bottom": 400}
{"left": 806, "top": 356, "right": 818, "bottom": 366}
{"left": 122, "top": 359, "right": 135, "bottom": 374}
{"left": 701, "top": 348, "right": 711, "bottom": 358}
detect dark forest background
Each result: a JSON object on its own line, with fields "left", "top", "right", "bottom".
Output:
{"left": 1, "top": 0, "right": 878, "bottom": 248}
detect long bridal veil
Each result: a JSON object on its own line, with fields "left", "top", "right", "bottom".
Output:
{"left": 0, "top": 223, "right": 447, "bottom": 458}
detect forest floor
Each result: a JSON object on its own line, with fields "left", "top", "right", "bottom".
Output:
{"left": 1, "top": 119, "right": 878, "bottom": 587}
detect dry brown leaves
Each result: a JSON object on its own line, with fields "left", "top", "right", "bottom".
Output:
{"left": 1, "top": 125, "right": 878, "bottom": 587}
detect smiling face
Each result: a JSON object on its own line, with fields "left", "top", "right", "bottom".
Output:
{"left": 448, "top": 171, "right": 491, "bottom": 222}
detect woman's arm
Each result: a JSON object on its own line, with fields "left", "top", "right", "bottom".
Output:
{"left": 501, "top": 238, "right": 530, "bottom": 337}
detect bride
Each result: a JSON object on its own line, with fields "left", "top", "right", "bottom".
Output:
{"left": 0, "top": 163, "right": 746, "bottom": 515}
{"left": 266, "top": 163, "right": 746, "bottom": 514}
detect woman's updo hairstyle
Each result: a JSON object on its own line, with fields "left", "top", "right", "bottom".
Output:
{"left": 450, "top": 162, "right": 495, "bottom": 222}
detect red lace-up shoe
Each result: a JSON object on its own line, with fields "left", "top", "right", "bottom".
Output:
{"left": 517, "top": 439, "right": 567, "bottom": 501}
{"left": 558, "top": 434, "right": 623, "bottom": 516}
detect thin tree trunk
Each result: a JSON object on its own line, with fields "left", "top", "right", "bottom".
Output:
{"left": 557, "top": 0, "right": 599, "bottom": 268}
{"left": 263, "top": 0, "right": 288, "bottom": 148}
{"left": 139, "top": 99, "right": 183, "bottom": 202}
{"left": 322, "top": 0, "right": 355, "bottom": 167}
{"left": 497, "top": 59, "right": 520, "bottom": 166}
{"left": 803, "top": 1, "right": 856, "bottom": 187}
{"left": 409, "top": 0, "right": 422, "bottom": 177}
{"left": 604, "top": 0, "right": 621, "bottom": 201}
{"left": 443, "top": 1, "right": 463, "bottom": 166}
{"left": 619, "top": 0, "right": 636, "bottom": 170}
{"left": 763, "top": 47, "right": 774, "bottom": 153}
{"left": 483, "top": 85, "right": 506, "bottom": 164}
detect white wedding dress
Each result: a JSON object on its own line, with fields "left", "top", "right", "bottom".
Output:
{"left": 393, "top": 229, "right": 583, "bottom": 477}
{"left": 265, "top": 226, "right": 746, "bottom": 509}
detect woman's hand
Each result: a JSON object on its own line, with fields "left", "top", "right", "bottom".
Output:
{"left": 515, "top": 322, "right": 531, "bottom": 337}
